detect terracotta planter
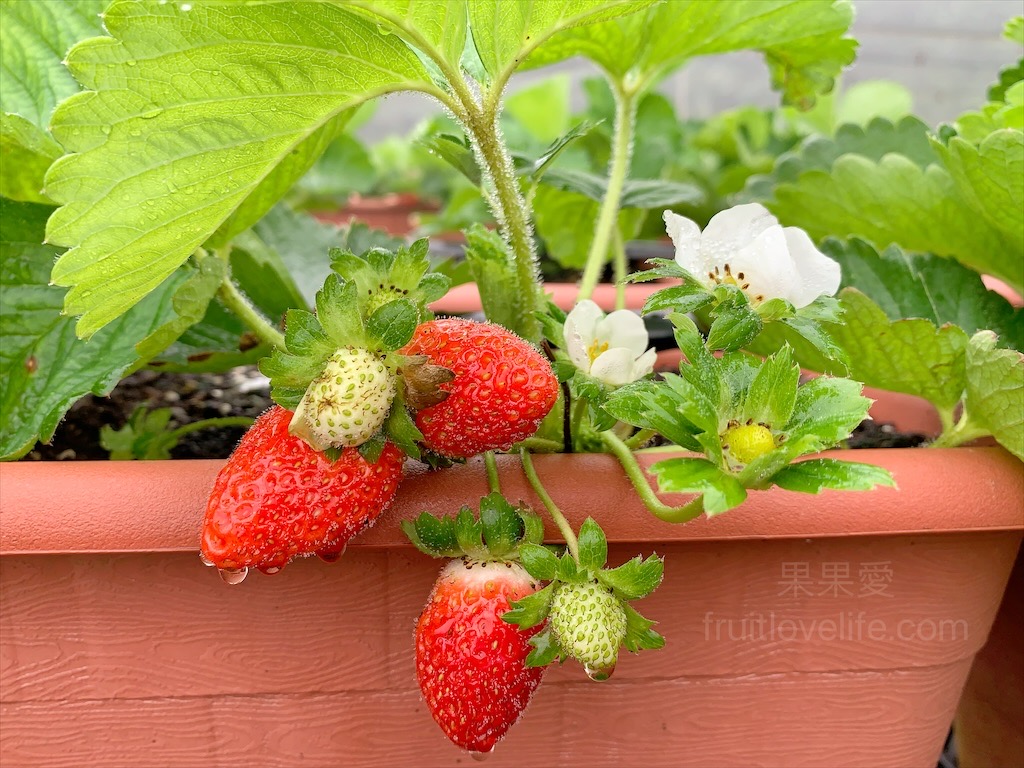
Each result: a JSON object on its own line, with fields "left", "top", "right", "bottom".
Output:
{"left": 2, "top": 397, "right": 1022, "bottom": 767}
{"left": 311, "top": 192, "right": 436, "bottom": 236}
{"left": 431, "top": 281, "right": 667, "bottom": 315}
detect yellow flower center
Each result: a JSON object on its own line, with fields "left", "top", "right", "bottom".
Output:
{"left": 723, "top": 423, "right": 776, "bottom": 464}
{"left": 587, "top": 339, "right": 610, "bottom": 365}
{"left": 706, "top": 263, "right": 765, "bottom": 303}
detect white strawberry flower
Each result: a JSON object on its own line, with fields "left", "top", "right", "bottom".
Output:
{"left": 663, "top": 204, "right": 841, "bottom": 309}
{"left": 564, "top": 300, "right": 656, "bottom": 387}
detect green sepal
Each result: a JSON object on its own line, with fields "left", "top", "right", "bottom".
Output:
{"left": 707, "top": 290, "right": 763, "bottom": 352}
{"left": 382, "top": 388, "right": 422, "bottom": 460}
{"left": 576, "top": 518, "right": 608, "bottom": 575}
{"left": 622, "top": 604, "right": 666, "bottom": 653}
{"left": 518, "top": 543, "right": 560, "bottom": 582}
{"left": 479, "top": 492, "right": 524, "bottom": 558}
{"left": 536, "top": 299, "right": 568, "bottom": 350}
{"left": 321, "top": 447, "right": 343, "bottom": 463}
{"left": 316, "top": 275, "right": 368, "bottom": 348}
{"left": 260, "top": 274, "right": 373, "bottom": 411}
{"left": 597, "top": 554, "right": 665, "bottom": 601}
{"left": 502, "top": 583, "right": 555, "bottom": 630}
{"left": 648, "top": 457, "right": 749, "bottom": 516}
{"left": 401, "top": 512, "right": 461, "bottom": 558}
{"left": 557, "top": 550, "right": 586, "bottom": 583}
{"left": 642, "top": 281, "right": 714, "bottom": 316}
{"left": 357, "top": 432, "right": 386, "bottom": 464}
{"left": 525, "top": 627, "right": 562, "bottom": 668}
{"left": 625, "top": 258, "right": 688, "bottom": 282}
{"left": 520, "top": 511, "right": 547, "bottom": 549}
{"left": 455, "top": 507, "right": 488, "bottom": 560}
{"left": 366, "top": 297, "right": 418, "bottom": 351}
{"left": 329, "top": 238, "right": 445, "bottom": 324}
{"left": 772, "top": 458, "right": 897, "bottom": 494}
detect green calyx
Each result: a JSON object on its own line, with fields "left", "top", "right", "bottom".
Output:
{"left": 330, "top": 238, "right": 450, "bottom": 325}
{"left": 401, "top": 492, "right": 545, "bottom": 562}
{"left": 501, "top": 517, "right": 665, "bottom": 675}
{"left": 260, "top": 240, "right": 452, "bottom": 457}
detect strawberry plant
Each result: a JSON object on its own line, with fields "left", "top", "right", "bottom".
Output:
{"left": 2, "top": 0, "right": 1021, "bottom": 760}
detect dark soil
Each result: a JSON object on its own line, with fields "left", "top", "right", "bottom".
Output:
{"left": 26, "top": 369, "right": 928, "bottom": 461}
{"left": 26, "top": 368, "right": 273, "bottom": 461}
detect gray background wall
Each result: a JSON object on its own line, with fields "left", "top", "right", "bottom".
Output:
{"left": 358, "top": 0, "right": 1023, "bottom": 139}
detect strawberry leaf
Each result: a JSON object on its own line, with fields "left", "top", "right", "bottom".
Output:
{"left": 598, "top": 555, "right": 665, "bottom": 601}
{"left": 576, "top": 518, "right": 608, "bottom": 574}
{"left": 622, "top": 604, "right": 665, "bottom": 653}
{"left": 502, "top": 584, "right": 555, "bottom": 630}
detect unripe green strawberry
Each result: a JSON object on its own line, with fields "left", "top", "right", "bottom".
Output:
{"left": 549, "top": 580, "right": 627, "bottom": 680}
{"left": 289, "top": 347, "right": 396, "bottom": 451}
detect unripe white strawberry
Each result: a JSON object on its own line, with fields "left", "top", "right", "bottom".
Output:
{"left": 549, "top": 580, "right": 627, "bottom": 680}
{"left": 289, "top": 347, "right": 397, "bottom": 451}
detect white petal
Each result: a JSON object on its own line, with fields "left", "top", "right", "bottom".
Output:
{"left": 590, "top": 347, "right": 641, "bottom": 387}
{"left": 563, "top": 299, "right": 604, "bottom": 372}
{"left": 663, "top": 210, "right": 702, "bottom": 275}
{"left": 631, "top": 347, "right": 658, "bottom": 380}
{"left": 597, "top": 310, "right": 650, "bottom": 356}
{"left": 725, "top": 223, "right": 800, "bottom": 303}
{"left": 698, "top": 203, "right": 780, "bottom": 275}
{"left": 782, "top": 227, "right": 842, "bottom": 308}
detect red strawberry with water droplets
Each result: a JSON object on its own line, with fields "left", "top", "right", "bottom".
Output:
{"left": 400, "top": 318, "right": 558, "bottom": 458}
{"left": 416, "top": 558, "right": 545, "bottom": 754}
{"left": 201, "top": 406, "right": 404, "bottom": 577}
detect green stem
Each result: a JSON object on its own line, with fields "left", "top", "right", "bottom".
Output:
{"left": 601, "top": 430, "right": 705, "bottom": 524}
{"left": 613, "top": 228, "right": 628, "bottom": 311}
{"left": 459, "top": 101, "right": 541, "bottom": 342}
{"left": 217, "top": 276, "right": 286, "bottom": 350}
{"left": 483, "top": 451, "right": 502, "bottom": 494}
{"left": 516, "top": 437, "right": 564, "bottom": 453}
{"left": 624, "top": 428, "right": 657, "bottom": 450}
{"left": 570, "top": 397, "right": 588, "bottom": 452}
{"left": 520, "top": 449, "right": 580, "bottom": 561}
{"left": 578, "top": 84, "right": 638, "bottom": 302}
{"left": 169, "top": 416, "right": 254, "bottom": 442}
{"left": 930, "top": 407, "right": 991, "bottom": 448}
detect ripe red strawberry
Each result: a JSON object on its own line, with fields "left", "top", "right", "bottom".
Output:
{"left": 416, "top": 558, "right": 545, "bottom": 754}
{"left": 201, "top": 405, "right": 404, "bottom": 577}
{"left": 400, "top": 318, "right": 558, "bottom": 458}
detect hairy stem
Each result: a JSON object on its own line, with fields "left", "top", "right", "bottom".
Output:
{"left": 520, "top": 449, "right": 580, "bottom": 561}
{"left": 613, "top": 228, "right": 628, "bottom": 311}
{"left": 484, "top": 451, "right": 502, "bottom": 494}
{"left": 459, "top": 101, "right": 542, "bottom": 342}
{"left": 217, "top": 275, "right": 286, "bottom": 350}
{"left": 601, "top": 430, "right": 706, "bottom": 523}
{"left": 578, "top": 84, "right": 638, "bottom": 301}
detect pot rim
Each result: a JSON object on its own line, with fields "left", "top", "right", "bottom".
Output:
{"left": 1, "top": 446, "right": 1021, "bottom": 556}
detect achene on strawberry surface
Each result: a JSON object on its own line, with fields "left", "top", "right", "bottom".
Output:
{"left": 201, "top": 405, "right": 404, "bottom": 577}
{"left": 400, "top": 318, "right": 559, "bottom": 458}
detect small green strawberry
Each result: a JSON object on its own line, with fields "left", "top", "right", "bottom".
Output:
{"left": 548, "top": 580, "right": 627, "bottom": 681}
{"left": 289, "top": 347, "right": 397, "bottom": 451}
{"left": 502, "top": 517, "right": 666, "bottom": 681}
{"left": 260, "top": 267, "right": 429, "bottom": 458}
